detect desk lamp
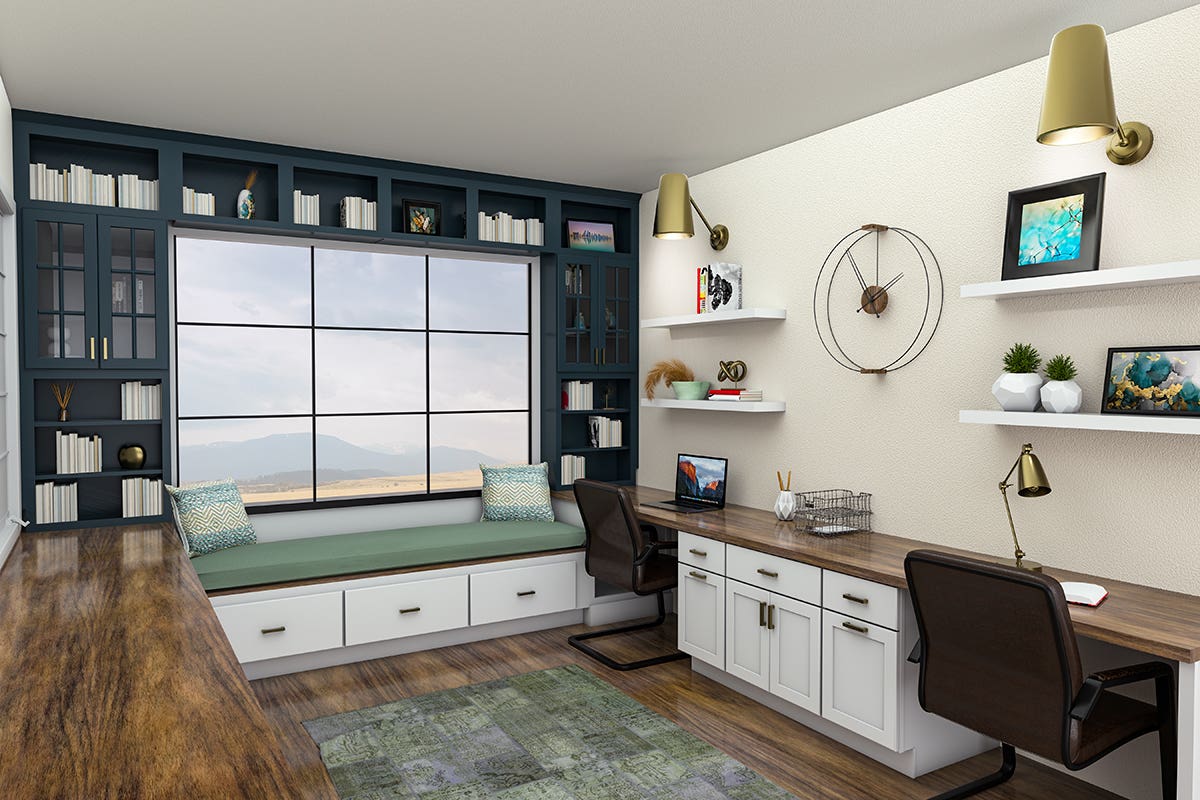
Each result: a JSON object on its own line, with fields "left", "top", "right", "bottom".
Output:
{"left": 998, "top": 443, "right": 1051, "bottom": 571}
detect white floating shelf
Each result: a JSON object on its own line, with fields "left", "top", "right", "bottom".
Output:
{"left": 640, "top": 307, "right": 787, "bottom": 329}
{"left": 959, "top": 409, "right": 1200, "bottom": 435}
{"left": 642, "top": 398, "right": 786, "bottom": 413}
{"left": 960, "top": 259, "right": 1200, "bottom": 300}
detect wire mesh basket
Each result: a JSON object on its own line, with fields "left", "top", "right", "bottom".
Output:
{"left": 794, "top": 489, "right": 872, "bottom": 537}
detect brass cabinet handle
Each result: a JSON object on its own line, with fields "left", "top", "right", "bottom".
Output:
{"left": 601, "top": 348, "right": 606, "bottom": 365}
{"left": 517, "top": 590, "right": 537, "bottom": 597}
{"left": 842, "top": 621, "right": 869, "bottom": 635}
{"left": 758, "top": 600, "right": 767, "bottom": 627}
{"left": 593, "top": 348, "right": 599, "bottom": 365}
{"left": 398, "top": 607, "right": 421, "bottom": 615}
{"left": 89, "top": 337, "right": 96, "bottom": 360}
{"left": 102, "top": 337, "right": 109, "bottom": 360}
{"left": 767, "top": 604, "right": 776, "bottom": 631}
{"left": 688, "top": 570, "right": 707, "bottom": 581}
{"left": 688, "top": 548, "right": 707, "bottom": 557}
{"left": 260, "top": 626, "right": 286, "bottom": 635}
{"left": 757, "top": 568, "right": 779, "bottom": 579}
{"left": 842, "top": 593, "right": 870, "bottom": 605}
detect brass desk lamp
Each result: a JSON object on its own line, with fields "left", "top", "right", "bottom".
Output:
{"left": 998, "top": 443, "right": 1051, "bottom": 571}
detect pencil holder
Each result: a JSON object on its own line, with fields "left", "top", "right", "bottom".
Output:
{"left": 773, "top": 490, "right": 797, "bottom": 521}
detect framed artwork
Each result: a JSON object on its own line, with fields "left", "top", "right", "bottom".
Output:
{"left": 566, "top": 220, "right": 616, "bottom": 252}
{"left": 403, "top": 200, "right": 441, "bottom": 235}
{"left": 1001, "top": 172, "right": 1105, "bottom": 281}
{"left": 1102, "top": 347, "right": 1200, "bottom": 416}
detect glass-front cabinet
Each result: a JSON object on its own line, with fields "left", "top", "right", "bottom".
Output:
{"left": 558, "top": 254, "right": 635, "bottom": 373}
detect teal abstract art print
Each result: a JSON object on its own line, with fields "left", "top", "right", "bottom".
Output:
{"left": 1017, "top": 193, "right": 1084, "bottom": 266}
{"left": 1001, "top": 173, "right": 1104, "bottom": 281}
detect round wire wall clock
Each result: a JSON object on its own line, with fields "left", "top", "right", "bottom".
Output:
{"left": 812, "top": 223, "right": 944, "bottom": 374}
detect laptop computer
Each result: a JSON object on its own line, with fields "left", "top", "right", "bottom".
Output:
{"left": 642, "top": 454, "right": 728, "bottom": 513}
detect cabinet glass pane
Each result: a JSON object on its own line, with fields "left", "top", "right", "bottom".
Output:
{"left": 36, "top": 314, "right": 58, "bottom": 357}
{"left": 37, "top": 269, "right": 58, "bottom": 311}
{"left": 63, "top": 270, "right": 85, "bottom": 313}
{"left": 61, "top": 224, "right": 85, "bottom": 267}
{"left": 429, "top": 412, "right": 528, "bottom": 491}
{"left": 566, "top": 297, "right": 589, "bottom": 331}
{"left": 110, "top": 228, "right": 132, "bottom": 270}
{"left": 134, "top": 229, "right": 156, "bottom": 271}
{"left": 135, "top": 275, "right": 154, "bottom": 314}
{"left": 111, "top": 275, "right": 132, "bottom": 314}
{"left": 564, "top": 263, "right": 590, "bottom": 297}
{"left": 428, "top": 258, "right": 529, "bottom": 333}
{"left": 112, "top": 317, "right": 133, "bottom": 359}
{"left": 429, "top": 333, "right": 528, "bottom": 412}
{"left": 314, "top": 249, "right": 425, "bottom": 329}
{"left": 62, "top": 315, "right": 86, "bottom": 359}
{"left": 36, "top": 222, "right": 58, "bottom": 266}
{"left": 316, "top": 415, "right": 427, "bottom": 499}
{"left": 565, "top": 331, "right": 591, "bottom": 366}
{"left": 315, "top": 330, "right": 425, "bottom": 414}
{"left": 136, "top": 319, "right": 156, "bottom": 359}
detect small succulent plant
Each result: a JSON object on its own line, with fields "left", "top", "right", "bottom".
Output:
{"left": 1002, "top": 343, "right": 1041, "bottom": 374}
{"left": 1044, "top": 353, "right": 1078, "bottom": 382}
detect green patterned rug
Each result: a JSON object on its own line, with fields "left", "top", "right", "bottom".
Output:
{"left": 305, "top": 664, "right": 797, "bottom": 799}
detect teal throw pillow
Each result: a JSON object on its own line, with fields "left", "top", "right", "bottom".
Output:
{"left": 480, "top": 462, "right": 554, "bottom": 522}
{"left": 165, "top": 479, "right": 256, "bottom": 556}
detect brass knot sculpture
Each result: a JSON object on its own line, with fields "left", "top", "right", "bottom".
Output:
{"left": 717, "top": 360, "right": 747, "bottom": 383}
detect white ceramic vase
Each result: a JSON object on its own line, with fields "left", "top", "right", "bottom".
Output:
{"left": 774, "top": 491, "right": 797, "bottom": 521}
{"left": 992, "top": 372, "right": 1043, "bottom": 412}
{"left": 1041, "top": 379, "right": 1083, "bottom": 413}
{"left": 237, "top": 188, "right": 255, "bottom": 219}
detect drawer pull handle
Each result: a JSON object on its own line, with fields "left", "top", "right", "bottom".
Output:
{"left": 399, "top": 607, "right": 421, "bottom": 615}
{"left": 260, "top": 626, "right": 286, "bottom": 635}
{"left": 842, "top": 621, "right": 869, "bottom": 635}
{"left": 688, "top": 548, "right": 707, "bottom": 557}
{"left": 517, "top": 590, "right": 537, "bottom": 597}
{"left": 689, "top": 570, "right": 707, "bottom": 581}
{"left": 767, "top": 604, "right": 776, "bottom": 630}
{"left": 756, "top": 568, "right": 779, "bottom": 578}
{"left": 842, "top": 593, "right": 870, "bottom": 605}
{"left": 759, "top": 600, "right": 767, "bottom": 627}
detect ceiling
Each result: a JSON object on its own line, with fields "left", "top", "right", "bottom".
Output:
{"left": 0, "top": 1, "right": 1193, "bottom": 193}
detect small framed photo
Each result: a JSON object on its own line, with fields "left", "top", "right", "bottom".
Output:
{"left": 1102, "top": 346, "right": 1200, "bottom": 416}
{"left": 403, "top": 200, "right": 441, "bottom": 235}
{"left": 1001, "top": 172, "right": 1105, "bottom": 281}
{"left": 566, "top": 219, "right": 616, "bottom": 252}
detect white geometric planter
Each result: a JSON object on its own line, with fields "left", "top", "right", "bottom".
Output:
{"left": 1041, "top": 380, "right": 1083, "bottom": 413}
{"left": 992, "top": 372, "right": 1044, "bottom": 412}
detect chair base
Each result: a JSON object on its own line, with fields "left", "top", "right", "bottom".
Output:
{"left": 929, "top": 743, "right": 1016, "bottom": 800}
{"left": 568, "top": 591, "right": 689, "bottom": 671}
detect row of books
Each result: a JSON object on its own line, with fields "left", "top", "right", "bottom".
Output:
{"left": 562, "top": 380, "right": 594, "bottom": 410}
{"left": 560, "top": 454, "right": 586, "bottom": 485}
{"left": 182, "top": 186, "right": 217, "bottom": 215}
{"left": 340, "top": 196, "right": 377, "bottom": 231}
{"left": 55, "top": 431, "right": 102, "bottom": 474}
{"left": 123, "top": 477, "right": 163, "bottom": 518}
{"left": 122, "top": 381, "right": 162, "bottom": 420}
{"left": 112, "top": 275, "right": 151, "bottom": 314}
{"left": 587, "top": 415, "right": 623, "bottom": 448}
{"left": 293, "top": 191, "right": 321, "bottom": 225}
{"left": 29, "top": 163, "right": 160, "bottom": 210}
{"left": 478, "top": 212, "right": 544, "bottom": 245}
{"left": 696, "top": 262, "right": 744, "bottom": 314}
{"left": 708, "top": 388, "right": 764, "bottom": 402}
{"left": 564, "top": 263, "right": 587, "bottom": 295}
{"left": 35, "top": 482, "right": 78, "bottom": 524}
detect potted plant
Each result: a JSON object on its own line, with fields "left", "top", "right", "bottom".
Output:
{"left": 644, "top": 359, "right": 708, "bottom": 400}
{"left": 1041, "top": 354, "right": 1083, "bottom": 413}
{"left": 992, "top": 343, "right": 1043, "bottom": 411}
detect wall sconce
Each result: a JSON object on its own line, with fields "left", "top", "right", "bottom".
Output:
{"left": 1037, "top": 23, "right": 1152, "bottom": 165}
{"left": 652, "top": 173, "right": 729, "bottom": 250}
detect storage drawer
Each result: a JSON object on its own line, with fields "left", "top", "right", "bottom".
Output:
{"left": 726, "top": 544, "right": 820, "bottom": 604}
{"left": 822, "top": 570, "right": 900, "bottom": 631}
{"left": 345, "top": 575, "right": 469, "bottom": 646}
{"left": 678, "top": 532, "right": 725, "bottom": 574}
{"left": 470, "top": 561, "right": 577, "bottom": 626}
{"left": 215, "top": 591, "right": 343, "bottom": 664}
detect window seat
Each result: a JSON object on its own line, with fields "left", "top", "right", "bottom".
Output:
{"left": 192, "top": 520, "right": 585, "bottom": 592}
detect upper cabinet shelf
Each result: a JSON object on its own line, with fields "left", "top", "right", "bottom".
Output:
{"left": 960, "top": 259, "right": 1200, "bottom": 300}
{"left": 641, "top": 307, "right": 787, "bottom": 329}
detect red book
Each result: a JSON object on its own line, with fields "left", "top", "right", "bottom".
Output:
{"left": 708, "top": 389, "right": 743, "bottom": 395}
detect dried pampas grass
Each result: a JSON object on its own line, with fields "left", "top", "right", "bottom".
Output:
{"left": 644, "top": 359, "right": 695, "bottom": 400}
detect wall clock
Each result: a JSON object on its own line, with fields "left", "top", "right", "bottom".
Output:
{"left": 812, "top": 223, "right": 943, "bottom": 374}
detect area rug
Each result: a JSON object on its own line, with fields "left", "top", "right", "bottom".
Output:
{"left": 304, "top": 664, "right": 798, "bottom": 799}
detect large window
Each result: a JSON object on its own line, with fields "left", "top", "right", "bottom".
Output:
{"left": 174, "top": 235, "right": 531, "bottom": 508}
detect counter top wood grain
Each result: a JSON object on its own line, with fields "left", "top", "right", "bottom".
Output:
{"left": 0, "top": 523, "right": 301, "bottom": 799}
{"left": 555, "top": 485, "right": 1200, "bottom": 663}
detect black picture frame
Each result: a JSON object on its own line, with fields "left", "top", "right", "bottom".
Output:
{"left": 1001, "top": 172, "right": 1105, "bottom": 281}
{"left": 402, "top": 200, "right": 441, "bottom": 235}
{"left": 1101, "top": 346, "right": 1200, "bottom": 417}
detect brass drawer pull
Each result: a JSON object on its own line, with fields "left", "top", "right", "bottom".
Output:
{"left": 842, "top": 593, "right": 870, "bottom": 605}
{"left": 767, "top": 604, "right": 776, "bottom": 630}
{"left": 260, "top": 626, "right": 286, "bottom": 635}
{"left": 102, "top": 337, "right": 109, "bottom": 360}
{"left": 688, "top": 548, "right": 707, "bottom": 557}
{"left": 842, "top": 621, "right": 869, "bottom": 635}
{"left": 756, "top": 568, "right": 779, "bottom": 578}
{"left": 758, "top": 600, "right": 767, "bottom": 627}
{"left": 90, "top": 337, "right": 96, "bottom": 360}
{"left": 399, "top": 607, "right": 421, "bottom": 615}
{"left": 689, "top": 571, "right": 708, "bottom": 581}
{"left": 517, "top": 590, "right": 537, "bottom": 597}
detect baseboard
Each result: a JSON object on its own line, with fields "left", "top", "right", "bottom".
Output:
{"left": 583, "top": 591, "right": 671, "bottom": 626}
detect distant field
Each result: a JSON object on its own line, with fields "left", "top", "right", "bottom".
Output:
{"left": 241, "top": 470, "right": 482, "bottom": 505}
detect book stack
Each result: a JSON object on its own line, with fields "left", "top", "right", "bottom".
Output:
{"left": 708, "top": 388, "right": 764, "bottom": 402}
{"left": 36, "top": 482, "right": 78, "bottom": 524}
{"left": 112, "top": 274, "right": 152, "bottom": 314}
{"left": 117, "top": 174, "right": 159, "bottom": 210}
{"left": 562, "top": 380, "right": 594, "bottom": 410}
{"left": 696, "top": 262, "right": 744, "bottom": 314}
{"left": 121, "top": 381, "right": 162, "bottom": 420}
{"left": 340, "top": 196, "right": 377, "bottom": 230}
{"left": 477, "top": 212, "right": 544, "bottom": 245}
{"left": 564, "top": 264, "right": 586, "bottom": 295}
{"left": 293, "top": 190, "right": 321, "bottom": 225}
{"left": 586, "top": 415, "right": 623, "bottom": 448}
{"left": 55, "top": 431, "right": 102, "bottom": 474}
{"left": 123, "top": 477, "right": 163, "bottom": 518}
{"left": 560, "top": 454, "right": 586, "bottom": 485}
{"left": 182, "top": 186, "right": 216, "bottom": 215}
{"left": 29, "top": 162, "right": 116, "bottom": 206}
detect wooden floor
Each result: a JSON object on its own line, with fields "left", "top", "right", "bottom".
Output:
{"left": 251, "top": 617, "right": 1125, "bottom": 800}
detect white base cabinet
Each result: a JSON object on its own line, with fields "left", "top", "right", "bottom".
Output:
{"left": 822, "top": 609, "right": 899, "bottom": 749}
{"left": 677, "top": 564, "right": 725, "bottom": 667}
{"left": 725, "top": 580, "right": 821, "bottom": 715}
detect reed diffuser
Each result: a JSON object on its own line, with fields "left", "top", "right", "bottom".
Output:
{"left": 51, "top": 382, "right": 75, "bottom": 422}
{"left": 774, "top": 470, "right": 796, "bottom": 521}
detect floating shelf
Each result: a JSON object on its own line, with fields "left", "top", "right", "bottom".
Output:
{"left": 960, "top": 259, "right": 1200, "bottom": 300}
{"left": 640, "top": 308, "right": 787, "bottom": 329}
{"left": 34, "top": 419, "right": 161, "bottom": 428}
{"left": 642, "top": 399, "right": 786, "bottom": 413}
{"left": 35, "top": 469, "right": 164, "bottom": 480}
{"left": 959, "top": 409, "right": 1200, "bottom": 435}
{"left": 561, "top": 446, "right": 630, "bottom": 454}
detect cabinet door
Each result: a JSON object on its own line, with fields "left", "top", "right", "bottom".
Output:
{"left": 769, "top": 594, "right": 821, "bottom": 714}
{"left": 725, "top": 580, "right": 770, "bottom": 690}
{"left": 559, "top": 256, "right": 596, "bottom": 372}
{"left": 597, "top": 257, "right": 634, "bottom": 371}
{"left": 98, "top": 217, "right": 168, "bottom": 369}
{"left": 677, "top": 563, "right": 724, "bottom": 668}
{"left": 821, "top": 609, "right": 899, "bottom": 750}
{"left": 22, "top": 212, "right": 99, "bottom": 369}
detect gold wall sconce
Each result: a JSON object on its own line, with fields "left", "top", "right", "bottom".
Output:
{"left": 652, "top": 173, "right": 729, "bottom": 250}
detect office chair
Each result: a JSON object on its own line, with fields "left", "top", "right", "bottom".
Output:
{"left": 905, "top": 549, "right": 1175, "bottom": 800}
{"left": 568, "top": 479, "right": 689, "bottom": 670}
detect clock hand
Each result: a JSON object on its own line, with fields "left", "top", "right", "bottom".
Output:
{"left": 846, "top": 252, "right": 869, "bottom": 292}
{"left": 857, "top": 272, "right": 904, "bottom": 314}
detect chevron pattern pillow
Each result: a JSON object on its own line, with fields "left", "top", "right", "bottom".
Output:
{"left": 165, "top": 479, "right": 256, "bottom": 556}
{"left": 480, "top": 462, "right": 554, "bottom": 522}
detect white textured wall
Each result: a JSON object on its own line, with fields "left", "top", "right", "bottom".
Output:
{"left": 639, "top": 6, "right": 1200, "bottom": 596}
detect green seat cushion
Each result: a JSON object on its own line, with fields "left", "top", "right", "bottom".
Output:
{"left": 192, "top": 520, "right": 585, "bottom": 592}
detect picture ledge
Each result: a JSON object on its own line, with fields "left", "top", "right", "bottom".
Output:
{"left": 959, "top": 409, "right": 1200, "bottom": 435}
{"left": 960, "top": 259, "right": 1200, "bottom": 299}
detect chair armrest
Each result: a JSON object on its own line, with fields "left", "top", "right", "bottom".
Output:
{"left": 907, "top": 639, "right": 923, "bottom": 665}
{"left": 632, "top": 540, "right": 676, "bottom": 566}
{"left": 1070, "top": 661, "right": 1174, "bottom": 721}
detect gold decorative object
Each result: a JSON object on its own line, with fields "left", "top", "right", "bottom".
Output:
{"left": 652, "top": 173, "right": 729, "bottom": 251}
{"left": 997, "top": 443, "right": 1052, "bottom": 571}
{"left": 51, "top": 382, "right": 75, "bottom": 422}
{"left": 1038, "top": 24, "right": 1153, "bottom": 165}
{"left": 717, "top": 360, "right": 747, "bottom": 384}
{"left": 643, "top": 359, "right": 695, "bottom": 400}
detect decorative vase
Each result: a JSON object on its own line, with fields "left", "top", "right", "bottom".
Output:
{"left": 1041, "top": 379, "right": 1083, "bottom": 413}
{"left": 118, "top": 444, "right": 146, "bottom": 470}
{"left": 671, "top": 381, "right": 710, "bottom": 401}
{"left": 992, "top": 372, "right": 1043, "bottom": 412}
{"left": 774, "top": 491, "right": 797, "bottom": 521}
{"left": 237, "top": 189, "right": 255, "bottom": 219}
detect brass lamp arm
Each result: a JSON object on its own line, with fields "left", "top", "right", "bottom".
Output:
{"left": 689, "top": 198, "right": 730, "bottom": 251}
{"left": 999, "top": 445, "right": 1031, "bottom": 564}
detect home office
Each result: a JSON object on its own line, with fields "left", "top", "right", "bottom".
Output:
{"left": 0, "top": 4, "right": 1198, "bottom": 799}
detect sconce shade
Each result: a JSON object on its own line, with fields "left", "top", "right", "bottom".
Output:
{"left": 1038, "top": 24, "right": 1119, "bottom": 146}
{"left": 1016, "top": 450, "right": 1051, "bottom": 497}
{"left": 653, "top": 173, "right": 695, "bottom": 240}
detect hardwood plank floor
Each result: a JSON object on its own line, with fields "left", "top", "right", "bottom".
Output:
{"left": 251, "top": 617, "right": 1125, "bottom": 800}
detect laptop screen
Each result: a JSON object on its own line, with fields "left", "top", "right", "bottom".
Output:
{"left": 675, "top": 454, "right": 728, "bottom": 507}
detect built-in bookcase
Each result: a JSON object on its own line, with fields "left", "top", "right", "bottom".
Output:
{"left": 293, "top": 166, "right": 379, "bottom": 229}
{"left": 391, "top": 179, "right": 468, "bottom": 239}
{"left": 560, "top": 199, "right": 633, "bottom": 254}
{"left": 182, "top": 153, "right": 279, "bottom": 222}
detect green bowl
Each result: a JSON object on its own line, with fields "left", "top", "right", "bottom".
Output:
{"left": 671, "top": 381, "right": 710, "bottom": 401}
